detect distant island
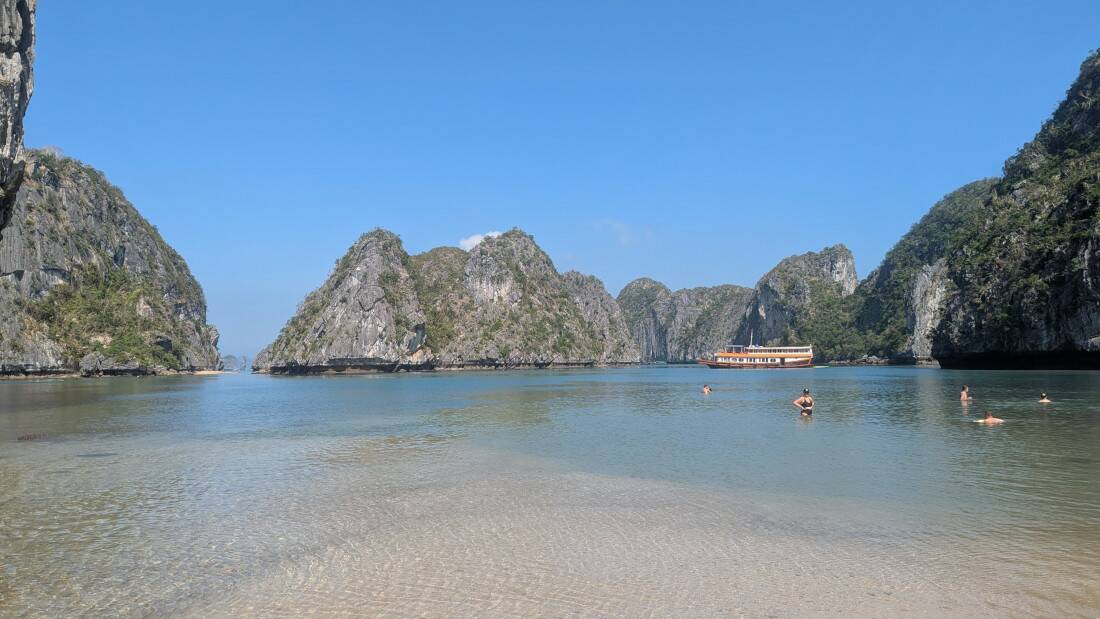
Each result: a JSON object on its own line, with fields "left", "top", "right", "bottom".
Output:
{"left": 220, "top": 354, "right": 250, "bottom": 372}
{"left": 253, "top": 228, "right": 641, "bottom": 373}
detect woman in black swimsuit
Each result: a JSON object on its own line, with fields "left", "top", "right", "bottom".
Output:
{"left": 793, "top": 389, "right": 814, "bottom": 415}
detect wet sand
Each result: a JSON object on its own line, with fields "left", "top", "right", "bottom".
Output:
{"left": 200, "top": 467, "right": 1012, "bottom": 617}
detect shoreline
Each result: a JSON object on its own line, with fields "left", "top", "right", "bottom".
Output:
{"left": 0, "top": 368, "right": 229, "bottom": 380}
{"left": 253, "top": 361, "right": 631, "bottom": 376}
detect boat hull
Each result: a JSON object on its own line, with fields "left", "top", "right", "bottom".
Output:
{"left": 697, "top": 359, "right": 813, "bottom": 369}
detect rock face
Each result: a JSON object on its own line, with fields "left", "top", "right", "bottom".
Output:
{"left": 0, "top": 151, "right": 221, "bottom": 375}
{"left": 617, "top": 278, "right": 672, "bottom": 362}
{"left": 735, "top": 245, "right": 858, "bottom": 360}
{"left": 255, "top": 229, "right": 429, "bottom": 372}
{"left": 415, "top": 230, "right": 609, "bottom": 368}
{"left": 255, "top": 228, "right": 640, "bottom": 373}
{"left": 562, "top": 271, "right": 641, "bottom": 364}
{"left": 617, "top": 278, "right": 753, "bottom": 362}
{"left": 927, "top": 51, "right": 1100, "bottom": 368}
{"left": 854, "top": 180, "right": 996, "bottom": 363}
{"left": 0, "top": 0, "right": 34, "bottom": 239}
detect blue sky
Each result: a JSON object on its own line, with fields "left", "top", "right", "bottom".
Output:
{"left": 25, "top": 1, "right": 1100, "bottom": 356}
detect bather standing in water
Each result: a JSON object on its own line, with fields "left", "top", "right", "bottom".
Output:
{"left": 793, "top": 389, "right": 814, "bottom": 415}
{"left": 960, "top": 385, "right": 973, "bottom": 401}
{"left": 702, "top": 384, "right": 712, "bottom": 395}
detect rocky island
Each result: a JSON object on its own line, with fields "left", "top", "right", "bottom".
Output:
{"left": 618, "top": 245, "right": 857, "bottom": 364}
{"left": 254, "top": 229, "right": 640, "bottom": 373}
{"left": 733, "top": 244, "right": 858, "bottom": 361}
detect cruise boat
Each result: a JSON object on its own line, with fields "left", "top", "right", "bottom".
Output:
{"left": 698, "top": 344, "right": 814, "bottom": 369}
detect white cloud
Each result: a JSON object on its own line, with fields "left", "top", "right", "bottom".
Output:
{"left": 593, "top": 219, "right": 649, "bottom": 247}
{"left": 459, "top": 230, "right": 503, "bottom": 251}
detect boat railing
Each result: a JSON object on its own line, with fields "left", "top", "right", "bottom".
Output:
{"left": 737, "top": 346, "right": 813, "bottom": 353}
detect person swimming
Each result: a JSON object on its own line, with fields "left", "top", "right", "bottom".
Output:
{"left": 976, "top": 411, "right": 1004, "bottom": 424}
{"left": 793, "top": 389, "right": 814, "bottom": 415}
{"left": 702, "top": 384, "right": 712, "bottom": 395}
{"left": 1039, "top": 393, "right": 1051, "bottom": 403}
{"left": 960, "top": 385, "right": 973, "bottom": 401}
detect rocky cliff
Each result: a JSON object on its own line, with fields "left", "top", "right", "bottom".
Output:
{"left": 0, "top": 151, "right": 221, "bottom": 375}
{"left": 617, "top": 278, "right": 672, "bottom": 362}
{"left": 927, "top": 50, "right": 1100, "bottom": 367}
{"left": 735, "top": 245, "right": 859, "bottom": 360}
{"left": 254, "top": 229, "right": 429, "bottom": 372}
{"left": 0, "top": 0, "right": 34, "bottom": 239}
{"left": 617, "top": 278, "right": 753, "bottom": 362}
{"left": 854, "top": 179, "right": 996, "bottom": 363}
{"left": 255, "top": 228, "right": 640, "bottom": 373}
{"left": 562, "top": 271, "right": 641, "bottom": 364}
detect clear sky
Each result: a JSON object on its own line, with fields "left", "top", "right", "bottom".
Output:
{"left": 24, "top": 1, "right": 1100, "bottom": 357}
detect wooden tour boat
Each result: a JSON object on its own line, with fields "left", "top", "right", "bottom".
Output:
{"left": 698, "top": 344, "right": 814, "bottom": 369}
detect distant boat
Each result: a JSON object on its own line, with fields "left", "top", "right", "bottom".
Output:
{"left": 698, "top": 344, "right": 814, "bottom": 369}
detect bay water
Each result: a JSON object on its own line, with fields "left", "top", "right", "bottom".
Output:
{"left": 1, "top": 367, "right": 1098, "bottom": 616}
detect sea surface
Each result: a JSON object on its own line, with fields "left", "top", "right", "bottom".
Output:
{"left": 1, "top": 366, "right": 1098, "bottom": 617}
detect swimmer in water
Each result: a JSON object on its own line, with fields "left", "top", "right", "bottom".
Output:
{"left": 1039, "top": 393, "right": 1051, "bottom": 403}
{"left": 703, "top": 384, "right": 712, "bottom": 395}
{"left": 793, "top": 389, "right": 814, "bottom": 415}
{"left": 976, "top": 411, "right": 1004, "bottom": 424}
{"left": 960, "top": 385, "right": 973, "bottom": 401}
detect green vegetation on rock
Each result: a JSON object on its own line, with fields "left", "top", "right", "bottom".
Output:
{"left": 257, "top": 228, "right": 637, "bottom": 372}
{"left": 408, "top": 246, "right": 469, "bottom": 352}
{"left": 734, "top": 245, "right": 858, "bottom": 361}
{"left": 0, "top": 150, "right": 221, "bottom": 374}
{"left": 26, "top": 266, "right": 181, "bottom": 369}
{"left": 853, "top": 179, "right": 996, "bottom": 359}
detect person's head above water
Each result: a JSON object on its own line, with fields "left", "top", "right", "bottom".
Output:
{"left": 962, "top": 385, "right": 969, "bottom": 391}
{"left": 983, "top": 411, "right": 993, "bottom": 419}
{"left": 803, "top": 388, "right": 810, "bottom": 395}
{"left": 1041, "top": 393, "right": 1047, "bottom": 398}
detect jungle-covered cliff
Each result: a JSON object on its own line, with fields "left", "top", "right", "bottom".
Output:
{"left": 254, "top": 229, "right": 640, "bottom": 373}
{"left": 928, "top": 50, "right": 1100, "bottom": 367}
{"left": 847, "top": 50, "right": 1100, "bottom": 368}
{"left": 0, "top": 151, "right": 221, "bottom": 375}
{"left": 854, "top": 180, "right": 997, "bottom": 363}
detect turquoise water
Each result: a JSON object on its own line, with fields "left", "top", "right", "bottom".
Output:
{"left": 1, "top": 367, "right": 1098, "bottom": 616}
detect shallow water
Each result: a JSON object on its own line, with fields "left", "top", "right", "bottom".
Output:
{"left": 1, "top": 367, "right": 1098, "bottom": 616}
